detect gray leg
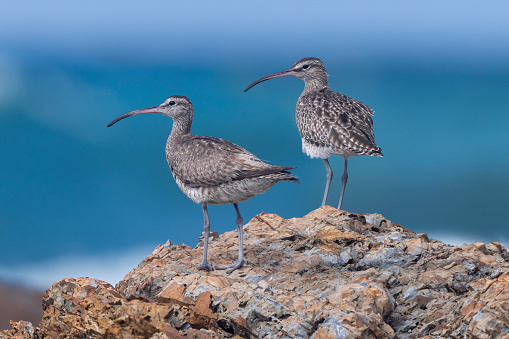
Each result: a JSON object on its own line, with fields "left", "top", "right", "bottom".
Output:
{"left": 216, "top": 203, "right": 247, "bottom": 274}
{"left": 197, "top": 203, "right": 213, "bottom": 271}
{"left": 338, "top": 156, "right": 349, "bottom": 210}
{"left": 321, "top": 158, "right": 333, "bottom": 207}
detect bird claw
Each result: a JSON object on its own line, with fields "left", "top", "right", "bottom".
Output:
{"left": 197, "top": 262, "right": 214, "bottom": 271}
{"left": 216, "top": 258, "right": 247, "bottom": 274}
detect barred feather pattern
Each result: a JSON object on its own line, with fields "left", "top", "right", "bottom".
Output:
{"left": 296, "top": 88, "right": 383, "bottom": 159}
{"left": 166, "top": 134, "right": 298, "bottom": 204}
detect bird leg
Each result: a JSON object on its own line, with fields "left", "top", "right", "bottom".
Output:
{"left": 321, "top": 158, "right": 333, "bottom": 207}
{"left": 216, "top": 203, "right": 247, "bottom": 274}
{"left": 338, "top": 156, "right": 349, "bottom": 210}
{"left": 197, "top": 203, "right": 214, "bottom": 271}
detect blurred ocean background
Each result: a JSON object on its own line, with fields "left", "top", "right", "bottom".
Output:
{"left": 0, "top": 0, "right": 508, "bottom": 302}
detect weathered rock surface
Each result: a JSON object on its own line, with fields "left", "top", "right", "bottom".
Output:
{"left": 2, "top": 206, "right": 509, "bottom": 338}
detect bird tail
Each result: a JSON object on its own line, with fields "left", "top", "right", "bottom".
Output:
{"left": 275, "top": 166, "right": 300, "bottom": 183}
{"left": 235, "top": 166, "right": 299, "bottom": 182}
{"left": 280, "top": 171, "right": 300, "bottom": 183}
{"left": 365, "top": 147, "right": 383, "bottom": 157}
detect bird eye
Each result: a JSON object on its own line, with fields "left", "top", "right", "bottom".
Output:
{"left": 169, "top": 101, "right": 176, "bottom": 106}
{"left": 302, "top": 64, "right": 310, "bottom": 69}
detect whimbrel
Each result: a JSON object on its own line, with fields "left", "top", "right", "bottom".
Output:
{"left": 108, "top": 95, "right": 298, "bottom": 273}
{"left": 245, "top": 57, "right": 382, "bottom": 210}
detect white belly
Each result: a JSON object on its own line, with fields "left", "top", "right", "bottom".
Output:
{"left": 301, "top": 139, "right": 358, "bottom": 159}
{"left": 173, "top": 173, "right": 277, "bottom": 205}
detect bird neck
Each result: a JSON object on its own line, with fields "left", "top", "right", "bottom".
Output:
{"left": 303, "top": 78, "right": 329, "bottom": 94}
{"left": 168, "top": 116, "right": 192, "bottom": 144}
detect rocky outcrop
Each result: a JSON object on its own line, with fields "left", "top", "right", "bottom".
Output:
{"left": 2, "top": 206, "right": 509, "bottom": 338}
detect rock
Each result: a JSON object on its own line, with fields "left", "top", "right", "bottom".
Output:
{"left": 356, "top": 247, "right": 412, "bottom": 269}
{"left": 406, "top": 237, "right": 424, "bottom": 257}
{"left": 2, "top": 206, "right": 509, "bottom": 338}
{"left": 0, "top": 321, "right": 33, "bottom": 339}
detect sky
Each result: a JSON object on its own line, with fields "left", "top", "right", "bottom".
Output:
{"left": 0, "top": 1, "right": 508, "bottom": 291}
{"left": 1, "top": 1, "right": 509, "bottom": 68}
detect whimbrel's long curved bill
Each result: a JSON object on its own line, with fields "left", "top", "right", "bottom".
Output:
{"left": 244, "top": 69, "right": 295, "bottom": 92}
{"left": 107, "top": 106, "right": 161, "bottom": 127}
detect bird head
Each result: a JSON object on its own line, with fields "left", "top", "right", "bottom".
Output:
{"left": 107, "top": 95, "right": 193, "bottom": 127}
{"left": 244, "top": 57, "right": 328, "bottom": 92}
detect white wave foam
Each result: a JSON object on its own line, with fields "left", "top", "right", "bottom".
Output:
{"left": 0, "top": 245, "right": 155, "bottom": 291}
{"left": 429, "top": 232, "right": 508, "bottom": 248}
{"left": 432, "top": 234, "right": 478, "bottom": 247}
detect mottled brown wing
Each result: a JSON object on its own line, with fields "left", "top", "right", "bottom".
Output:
{"left": 296, "top": 89, "right": 381, "bottom": 155}
{"left": 167, "top": 135, "right": 291, "bottom": 188}
{"left": 328, "top": 91, "right": 377, "bottom": 145}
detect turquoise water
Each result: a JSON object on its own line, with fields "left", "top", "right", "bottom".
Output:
{"left": 1, "top": 60, "right": 508, "bottom": 273}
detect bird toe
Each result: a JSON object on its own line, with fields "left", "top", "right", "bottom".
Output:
{"left": 216, "top": 258, "right": 246, "bottom": 274}
{"left": 197, "top": 262, "right": 214, "bottom": 271}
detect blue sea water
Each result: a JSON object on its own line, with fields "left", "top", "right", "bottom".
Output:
{"left": 1, "top": 60, "right": 508, "bottom": 276}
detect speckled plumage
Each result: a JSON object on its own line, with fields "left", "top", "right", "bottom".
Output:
{"left": 245, "top": 57, "right": 382, "bottom": 209}
{"left": 296, "top": 88, "right": 382, "bottom": 159}
{"left": 108, "top": 95, "right": 297, "bottom": 273}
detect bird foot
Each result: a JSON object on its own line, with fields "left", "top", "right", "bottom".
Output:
{"left": 197, "top": 262, "right": 214, "bottom": 271}
{"left": 216, "top": 258, "right": 247, "bottom": 274}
